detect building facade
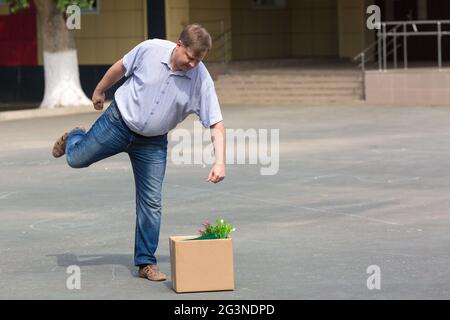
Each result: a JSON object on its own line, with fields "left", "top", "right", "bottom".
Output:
{"left": 0, "top": 0, "right": 448, "bottom": 103}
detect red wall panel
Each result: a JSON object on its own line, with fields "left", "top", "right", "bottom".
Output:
{"left": 0, "top": 3, "right": 37, "bottom": 66}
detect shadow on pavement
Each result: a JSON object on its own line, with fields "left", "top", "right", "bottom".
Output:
{"left": 47, "top": 253, "right": 171, "bottom": 277}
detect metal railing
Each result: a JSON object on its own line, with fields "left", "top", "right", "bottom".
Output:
{"left": 354, "top": 20, "right": 450, "bottom": 73}
{"left": 184, "top": 19, "right": 232, "bottom": 65}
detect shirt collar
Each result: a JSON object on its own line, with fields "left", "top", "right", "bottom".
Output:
{"left": 160, "top": 46, "right": 195, "bottom": 79}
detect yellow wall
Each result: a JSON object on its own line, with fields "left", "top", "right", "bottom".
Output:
{"left": 165, "top": 0, "right": 189, "bottom": 42}
{"left": 165, "top": 0, "right": 231, "bottom": 63}
{"left": 231, "top": 0, "right": 291, "bottom": 60}
{"left": 291, "top": 0, "right": 339, "bottom": 57}
{"left": 31, "top": 0, "right": 374, "bottom": 64}
{"left": 337, "top": 0, "right": 375, "bottom": 58}
{"left": 190, "top": 0, "right": 231, "bottom": 62}
{"left": 364, "top": 0, "right": 376, "bottom": 55}
{"left": 37, "top": 0, "right": 147, "bottom": 65}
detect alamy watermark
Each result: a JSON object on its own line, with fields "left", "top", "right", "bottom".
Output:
{"left": 66, "top": 265, "right": 81, "bottom": 290}
{"left": 366, "top": 5, "right": 381, "bottom": 30}
{"left": 366, "top": 265, "right": 381, "bottom": 290}
{"left": 66, "top": 5, "right": 81, "bottom": 30}
{"left": 169, "top": 122, "right": 280, "bottom": 175}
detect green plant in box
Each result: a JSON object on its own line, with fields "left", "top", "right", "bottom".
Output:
{"left": 191, "top": 219, "right": 236, "bottom": 240}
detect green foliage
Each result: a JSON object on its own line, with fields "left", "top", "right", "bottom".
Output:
{"left": 4, "top": 0, "right": 29, "bottom": 13}
{"left": 195, "top": 218, "right": 236, "bottom": 240}
{"left": 55, "top": 0, "right": 94, "bottom": 11}
{"left": 5, "top": 0, "right": 94, "bottom": 14}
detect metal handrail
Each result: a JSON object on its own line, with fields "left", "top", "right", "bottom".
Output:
{"left": 354, "top": 20, "right": 450, "bottom": 73}
{"left": 354, "top": 25, "right": 402, "bottom": 78}
{"left": 354, "top": 22, "right": 406, "bottom": 100}
{"left": 354, "top": 28, "right": 399, "bottom": 64}
{"left": 353, "top": 41, "right": 377, "bottom": 61}
{"left": 354, "top": 24, "right": 402, "bottom": 58}
{"left": 381, "top": 20, "right": 450, "bottom": 25}
{"left": 354, "top": 42, "right": 401, "bottom": 69}
{"left": 354, "top": 23, "right": 402, "bottom": 68}
{"left": 353, "top": 20, "right": 450, "bottom": 100}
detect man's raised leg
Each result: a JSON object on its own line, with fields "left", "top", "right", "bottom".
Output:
{"left": 54, "top": 102, "right": 131, "bottom": 168}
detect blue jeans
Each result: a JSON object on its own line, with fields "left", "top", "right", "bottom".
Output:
{"left": 65, "top": 100, "right": 168, "bottom": 267}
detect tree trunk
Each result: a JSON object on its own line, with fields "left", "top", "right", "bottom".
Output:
{"left": 34, "top": 0, "right": 91, "bottom": 108}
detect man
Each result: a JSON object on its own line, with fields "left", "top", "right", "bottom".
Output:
{"left": 52, "top": 24, "right": 226, "bottom": 282}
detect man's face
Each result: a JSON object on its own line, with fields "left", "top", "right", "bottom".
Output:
{"left": 172, "top": 40, "right": 206, "bottom": 72}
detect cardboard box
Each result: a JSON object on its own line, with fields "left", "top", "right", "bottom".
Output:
{"left": 169, "top": 235, "right": 235, "bottom": 293}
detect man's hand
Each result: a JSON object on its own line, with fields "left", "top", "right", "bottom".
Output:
{"left": 92, "top": 89, "right": 106, "bottom": 110}
{"left": 207, "top": 163, "right": 225, "bottom": 184}
{"left": 91, "top": 59, "right": 126, "bottom": 111}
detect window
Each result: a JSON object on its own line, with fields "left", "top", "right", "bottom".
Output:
{"left": 81, "top": 0, "right": 99, "bottom": 15}
{"left": 252, "top": 0, "right": 287, "bottom": 9}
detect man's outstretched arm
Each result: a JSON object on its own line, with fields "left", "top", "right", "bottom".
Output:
{"left": 92, "top": 59, "right": 126, "bottom": 110}
{"left": 207, "top": 120, "right": 226, "bottom": 184}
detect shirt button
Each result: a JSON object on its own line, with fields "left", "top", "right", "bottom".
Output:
{"left": 156, "top": 101, "right": 159, "bottom": 104}
{"left": 151, "top": 112, "right": 154, "bottom": 115}
{"left": 162, "top": 91, "right": 165, "bottom": 94}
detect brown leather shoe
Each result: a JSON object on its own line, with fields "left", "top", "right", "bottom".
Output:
{"left": 138, "top": 264, "right": 167, "bottom": 281}
{"left": 52, "top": 126, "right": 86, "bottom": 158}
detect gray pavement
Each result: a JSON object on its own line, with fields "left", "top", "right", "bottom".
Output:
{"left": 1, "top": 104, "right": 450, "bottom": 299}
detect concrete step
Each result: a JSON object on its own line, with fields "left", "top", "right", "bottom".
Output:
{"left": 215, "top": 83, "right": 362, "bottom": 90}
{"left": 212, "top": 62, "right": 363, "bottom": 105}
{"left": 220, "top": 79, "right": 361, "bottom": 85}
{"left": 217, "top": 91, "right": 362, "bottom": 98}
{"left": 226, "top": 70, "right": 361, "bottom": 76}
{"left": 248, "top": 70, "right": 359, "bottom": 74}
{"left": 217, "top": 74, "right": 361, "bottom": 81}
{"left": 216, "top": 81, "right": 361, "bottom": 88}
{"left": 216, "top": 90, "right": 361, "bottom": 98}
{"left": 216, "top": 79, "right": 362, "bottom": 86}
{"left": 217, "top": 90, "right": 362, "bottom": 99}
{"left": 216, "top": 85, "right": 362, "bottom": 90}
{"left": 217, "top": 95, "right": 361, "bottom": 101}
{"left": 218, "top": 98, "right": 363, "bottom": 105}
